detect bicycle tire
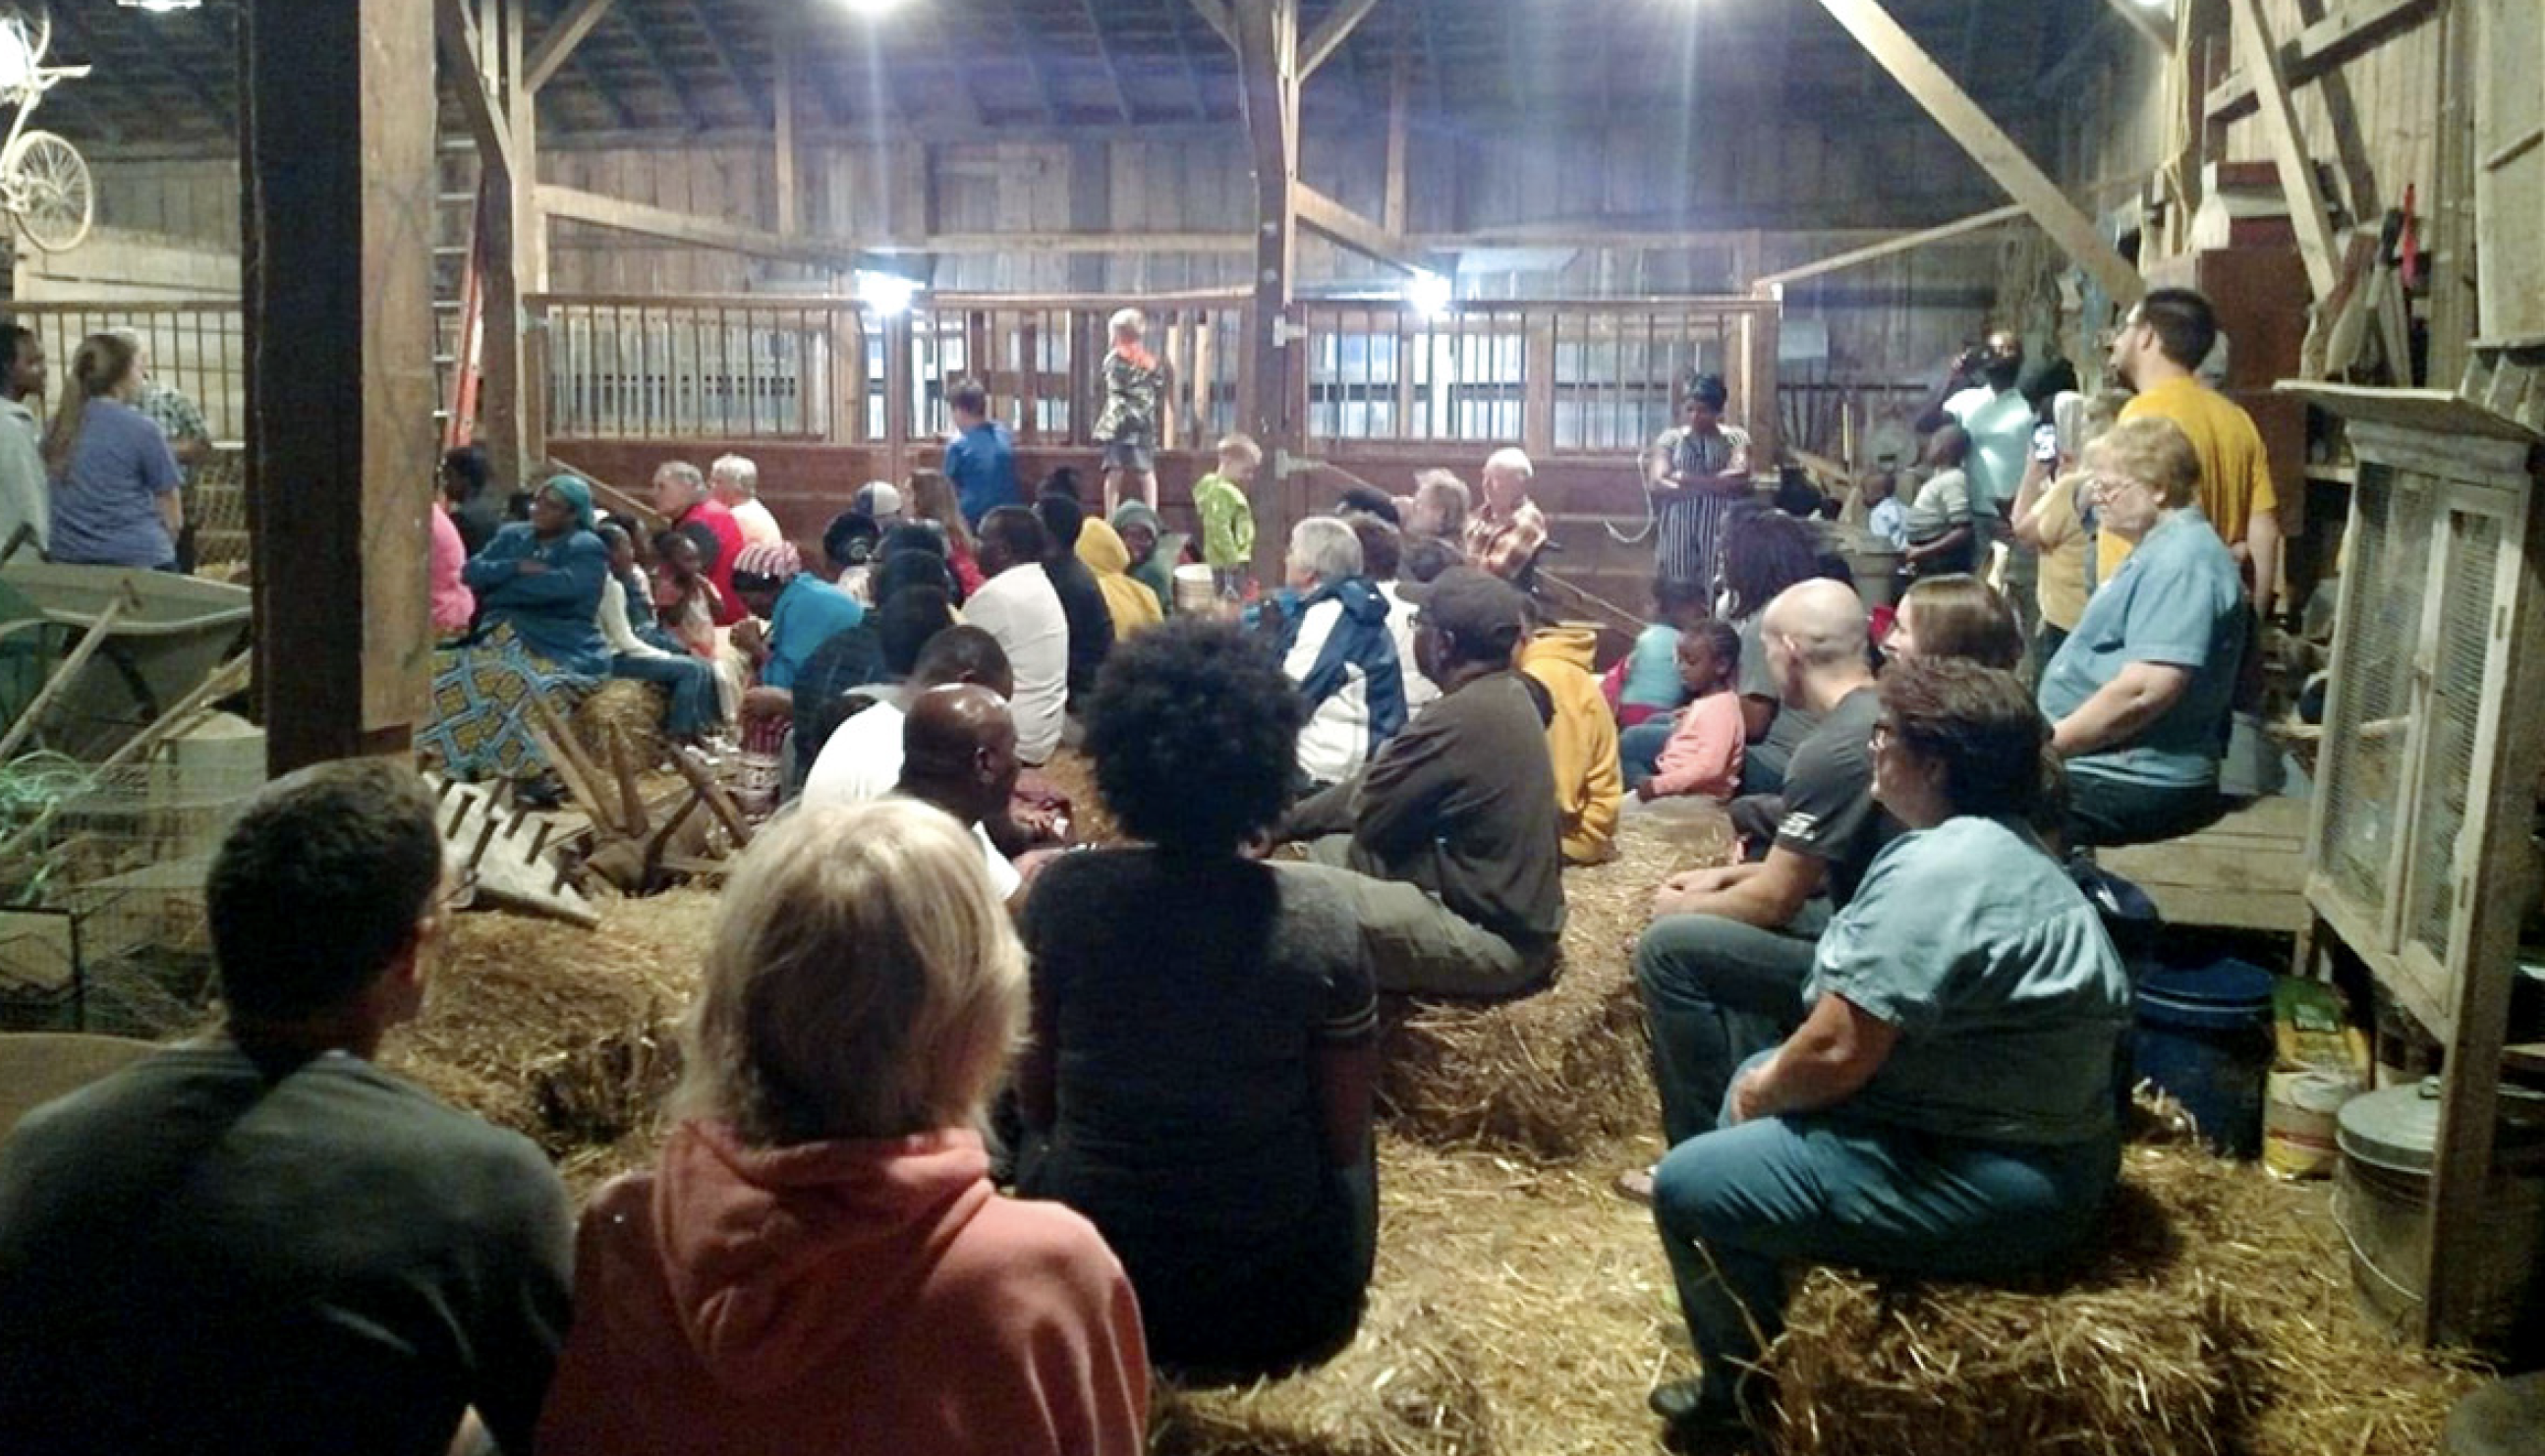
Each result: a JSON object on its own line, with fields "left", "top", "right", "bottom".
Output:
{"left": 7, "top": 130, "right": 91, "bottom": 253}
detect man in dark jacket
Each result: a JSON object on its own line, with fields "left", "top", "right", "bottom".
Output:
{"left": 1281, "top": 566, "right": 1567, "bottom": 998}
{"left": 1034, "top": 492, "right": 1115, "bottom": 714}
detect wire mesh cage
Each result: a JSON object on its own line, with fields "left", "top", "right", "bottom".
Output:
{"left": 0, "top": 741, "right": 263, "bottom": 1037}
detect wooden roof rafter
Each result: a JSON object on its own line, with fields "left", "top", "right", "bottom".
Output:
{"left": 1077, "top": 0, "right": 1136, "bottom": 124}
{"left": 679, "top": 0, "right": 769, "bottom": 128}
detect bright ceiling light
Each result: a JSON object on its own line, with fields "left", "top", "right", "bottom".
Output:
{"left": 837, "top": 0, "right": 913, "bottom": 17}
{"left": 1406, "top": 269, "right": 1452, "bottom": 316}
{"left": 855, "top": 270, "right": 923, "bottom": 317}
{"left": 117, "top": 0, "right": 204, "bottom": 10}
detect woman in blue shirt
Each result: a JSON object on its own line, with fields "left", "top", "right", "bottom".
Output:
{"left": 42, "top": 333, "right": 183, "bottom": 570}
{"left": 416, "top": 476, "right": 610, "bottom": 782}
{"left": 1644, "top": 658, "right": 2132, "bottom": 1448}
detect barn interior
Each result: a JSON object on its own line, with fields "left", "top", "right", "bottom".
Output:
{"left": 2, "top": 0, "right": 2543, "bottom": 1452}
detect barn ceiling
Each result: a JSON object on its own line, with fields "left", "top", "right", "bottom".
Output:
{"left": 49, "top": 0, "right": 2112, "bottom": 150}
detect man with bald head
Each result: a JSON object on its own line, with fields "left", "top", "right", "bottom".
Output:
{"left": 1628, "top": 578, "right": 1898, "bottom": 1183}
{"left": 894, "top": 682, "right": 1026, "bottom": 905}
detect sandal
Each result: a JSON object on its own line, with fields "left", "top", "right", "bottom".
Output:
{"left": 1613, "top": 1164, "right": 1658, "bottom": 1205}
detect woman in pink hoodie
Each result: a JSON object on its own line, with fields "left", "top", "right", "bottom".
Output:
{"left": 537, "top": 800, "right": 1150, "bottom": 1455}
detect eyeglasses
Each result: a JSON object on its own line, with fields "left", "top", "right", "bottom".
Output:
{"left": 2085, "top": 474, "right": 2153, "bottom": 503}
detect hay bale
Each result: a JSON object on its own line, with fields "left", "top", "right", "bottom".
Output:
{"left": 1378, "top": 812, "right": 1731, "bottom": 1160}
{"left": 1151, "top": 1287, "right": 1497, "bottom": 1456}
{"left": 1764, "top": 1144, "right": 2485, "bottom": 1456}
{"left": 381, "top": 887, "right": 716, "bottom": 1155}
{"left": 574, "top": 679, "right": 669, "bottom": 770}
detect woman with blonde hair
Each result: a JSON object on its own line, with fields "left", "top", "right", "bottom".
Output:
{"left": 538, "top": 799, "right": 1151, "bottom": 1455}
{"left": 43, "top": 331, "right": 184, "bottom": 569}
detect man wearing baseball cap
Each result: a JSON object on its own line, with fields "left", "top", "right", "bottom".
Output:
{"left": 1281, "top": 565, "right": 1567, "bottom": 997}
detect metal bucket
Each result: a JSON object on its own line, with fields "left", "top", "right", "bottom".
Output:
{"left": 1171, "top": 563, "right": 1217, "bottom": 614}
{"left": 2334, "top": 1078, "right": 2545, "bottom": 1349}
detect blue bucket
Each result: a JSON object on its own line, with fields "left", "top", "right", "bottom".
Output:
{"left": 2133, "top": 959, "right": 2277, "bottom": 1159}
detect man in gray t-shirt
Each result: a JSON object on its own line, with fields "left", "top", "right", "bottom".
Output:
{"left": 0, "top": 762, "right": 571, "bottom": 1456}
{"left": 1635, "top": 581, "right": 1897, "bottom": 1148}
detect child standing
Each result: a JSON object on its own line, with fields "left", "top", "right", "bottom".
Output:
{"left": 1629, "top": 618, "right": 1744, "bottom": 803}
{"left": 1612, "top": 577, "right": 1708, "bottom": 728}
{"left": 1901, "top": 424, "right": 1977, "bottom": 579}
{"left": 1095, "top": 308, "right": 1166, "bottom": 513}
{"left": 1195, "top": 432, "right": 1261, "bottom": 602}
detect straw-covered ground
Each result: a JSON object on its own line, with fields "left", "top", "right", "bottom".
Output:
{"left": 378, "top": 750, "right": 2482, "bottom": 1454}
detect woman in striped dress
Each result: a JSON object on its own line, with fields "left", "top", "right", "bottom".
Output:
{"left": 1642, "top": 372, "right": 1752, "bottom": 600}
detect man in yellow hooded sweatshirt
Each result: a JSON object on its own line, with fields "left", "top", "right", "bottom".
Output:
{"left": 1519, "top": 616, "right": 1623, "bottom": 865}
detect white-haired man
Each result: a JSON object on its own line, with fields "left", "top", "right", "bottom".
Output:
{"left": 1464, "top": 446, "right": 1547, "bottom": 584}
{"left": 710, "top": 453, "right": 783, "bottom": 549}
{"left": 1275, "top": 516, "right": 1407, "bottom": 789}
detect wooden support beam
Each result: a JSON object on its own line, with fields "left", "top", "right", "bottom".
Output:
{"left": 241, "top": 0, "right": 437, "bottom": 771}
{"left": 682, "top": 0, "right": 769, "bottom": 127}
{"left": 436, "top": 0, "right": 514, "bottom": 179}
{"left": 774, "top": 29, "right": 799, "bottom": 236}
{"left": 1079, "top": 0, "right": 1136, "bottom": 124}
{"left": 525, "top": 0, "right": 617, "bottom": 93}
{"left": 1383, "top": 52, "right": 1410, "bottom": 235}
{"left": 1294, "top": 182, "right": 1434, "bottom": 276}
{"left": 1753, "top": 201, "right": 2029, "bottom": 288}
{"left": 538, "top": 183, "right": 870, "bottom": 266}
{"left": 2226, "top": 0, "right": 2343, "bottom": 300}
{"left": 1299, "top": 0, "right": 1385, "bottom": 81}
{"left": 1235, "top": 0, "right": 1297, "bottom": 569}
{"left": 2095, "top": 0, "right": 2178, "bottom": 52}
{"left": 1190, "top": 0, "right": 1238, "bottom": 51}
{"left": 2204, "top": 0, "right": 2436, "bottom": 122}
{"left": 1813, "top": 0, "right": 2145, "bottom": 306}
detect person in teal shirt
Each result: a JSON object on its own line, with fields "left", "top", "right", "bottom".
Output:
{"left": 731, "top": 539, "right": 867, "bottom": 731}
{"left": 1644, "top": 658, "right": 2130, "bottom": 1449}
{"left": 2037, "top": 417, "right": 2245, "bottom": 847}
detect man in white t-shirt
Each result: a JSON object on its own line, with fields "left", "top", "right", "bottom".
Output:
{"left": 710, "top": 454, "right": 785, "bottom": 549}
{"left": 893, "top": 682, "right": 1026, "bottom": 904}
{"left": 801, "top": 625, "right": 1013, "bottom": 809}
{"left": 962, "top": 506, "right": 1071, "bottom": 763}
{"left": 1923, "top": 334, "right": 2034, "bottom": 526}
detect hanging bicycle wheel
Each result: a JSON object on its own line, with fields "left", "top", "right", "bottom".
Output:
{"left": 7, "top": 131, "right": 92, "bottom": 254}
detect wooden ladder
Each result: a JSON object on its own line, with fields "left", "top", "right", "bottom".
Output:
{"left": 432, "top": 136, "right": 486, "bottom": 451}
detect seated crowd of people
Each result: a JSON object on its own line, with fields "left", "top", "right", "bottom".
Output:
{"left": 0, "top": 289, "right": 2277, "bottom": 1453}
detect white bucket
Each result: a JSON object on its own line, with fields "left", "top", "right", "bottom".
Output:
{"left": 1172, "top": 563, "right": 1217, "bottom": 614}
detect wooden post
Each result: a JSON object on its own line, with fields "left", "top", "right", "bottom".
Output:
{"left": 1813, "top": 0, "right": 2144, "bottom": 307}
{"left": 2225, "top": 0, "right": 2343, "bottom": 301}
{"left": 241, "top": 0, "right": 437, "bottom": 771}
{"left": 1383, "top": 52, "right": 1410, "bottom": 237}
{"left": 442, "top": 0, "right": 531, "bottom": 492}
{"left": 1234, "top": 0, "right": 1297, "bottom": 456}
{"left": 774, "top": 25, "right": 798, "bottom": 238}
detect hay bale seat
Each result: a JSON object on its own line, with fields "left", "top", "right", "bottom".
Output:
{"left": 380, "top": 886, "right": 715, "bottom": 1166}
{"left": 1379, "top": 808, "right": 1735, "bottom": 1161}
{"left": 572, "top": 678, "right": 671, "bottom": 771}
{"left": 1763, "top": 1143, "right": 2485, "bottom": 1456}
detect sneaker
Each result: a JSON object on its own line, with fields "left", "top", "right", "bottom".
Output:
{"left": 1648, "top": 1378, "right": 1766, "bottom": 1455}
{"left": 1613, "top": 1164, "right": 1657, "bottom": 1204}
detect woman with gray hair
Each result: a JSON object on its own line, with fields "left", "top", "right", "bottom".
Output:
{"left": 537, "top": 800, "right": 1150, "bottom": 1455}
{"left": 1274, "top": 515, "right": 1407, "bottom": 788}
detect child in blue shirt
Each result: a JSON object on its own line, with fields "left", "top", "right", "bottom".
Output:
{"left": 1614, "top": 578, "right": 1710, "bottom": 727}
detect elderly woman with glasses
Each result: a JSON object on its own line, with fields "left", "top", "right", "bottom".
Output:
{"left": 1643, "top": 658, "right": 2131, "bottom": 1449}
{"left": 2036, "top": 416, "right": 2247, "bottom": 847}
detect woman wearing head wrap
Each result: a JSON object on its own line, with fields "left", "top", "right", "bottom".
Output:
{"left": 417, "top": 475, "right": 611, "bottom": 783}
{"left": 1108, "top": 499, "right": 1184, "bottom": 619}
{"left": 1076, "top": 516, "right": 1163, "bottom": 642}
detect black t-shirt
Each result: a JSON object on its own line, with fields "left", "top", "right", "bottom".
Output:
{"left": 1772, "top": 685, "right": 1898, "bottom": 909}
{"left": 0, "top": 1042, "right": 573, "bottom": 1456}
{"left": 1018, "top": 850, "right": 1374, "bottom": 1236}
{"left": 1041, "top": 557, "right": 1114, "bottom": 705}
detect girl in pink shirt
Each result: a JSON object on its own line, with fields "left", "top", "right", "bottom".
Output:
{"left": 1634, "top": 618, "right": 1745, "bottom": 804}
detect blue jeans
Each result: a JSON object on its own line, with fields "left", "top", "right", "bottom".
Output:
{"left": 1634, "top": 909, "right": 1826, "bottom": 1148}
{"left": 1619, "top": 718, "right": 1674, "bottom": 791}
{"left": 1652, "top": 1074, "right": 2121, "bottom": 1404}
{"left": 609, "top": 652, "right": 719, "bottom": 738}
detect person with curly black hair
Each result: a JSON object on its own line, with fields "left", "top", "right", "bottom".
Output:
{"left": 1015, "top": 619, "right": 1378, "bottom": 1380}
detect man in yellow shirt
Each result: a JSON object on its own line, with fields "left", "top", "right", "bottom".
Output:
{"left": 2099, "top": 288, "right": 2282, "bottom": 619}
